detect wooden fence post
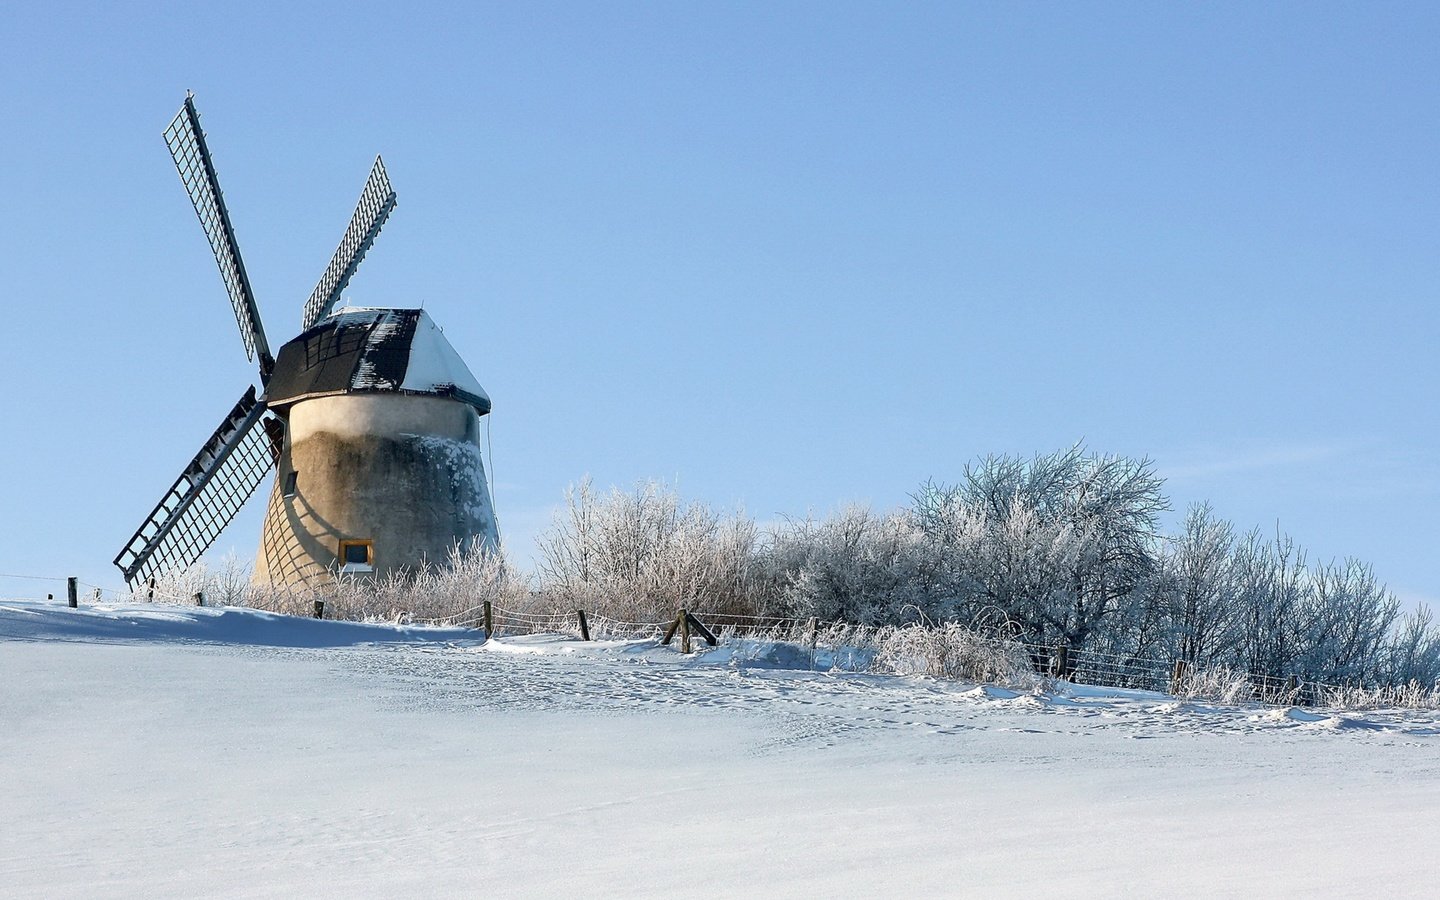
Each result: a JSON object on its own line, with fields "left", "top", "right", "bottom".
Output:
{"left": 661, "top": 611, "right": 683, "bottom": 646}
{"left": 482, "top": 600, "right": 494, "bottom": 637}
{"left": 147, "top": 576, "right": 156, "bottom": 601}
{"left": 194, "top": 592, "right": 205, "bottom": 607}
{"left": 680, "top": 608, "right": 692, "bottom": 654}
{"left": 576, "top": 609, "right": 591, "bottom": 641}
{"left": 1052, "top": 645, "right": 1069, "bottom": 680}
{"left": 66, "top": 577, "right": 77, "bottom": 608}
{"left": 1171, "top": 659, "right": 1189, "bottom": 694}
{"left": 684, "top": 611, "right": 718, "bottom": 648}
{"left": 313, "top": 600, "right": 325, "bottom": 619}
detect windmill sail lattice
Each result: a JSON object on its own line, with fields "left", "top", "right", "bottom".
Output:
{"left": 113, "top": 387, "right": 278, "bottom": 586}
{"left": 301, "top": 156, "right": 397, "bottom": 330}
{"left": 164, "top": 96, "right": 273, "bottom": 378}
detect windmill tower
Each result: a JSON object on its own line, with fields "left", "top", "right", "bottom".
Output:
{"left": 114, "top": 94, "right": 498, "bottom": 590}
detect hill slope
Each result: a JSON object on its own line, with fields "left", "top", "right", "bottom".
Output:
{"left": 3, "top": 600, "right": 1437, "bottom": 897}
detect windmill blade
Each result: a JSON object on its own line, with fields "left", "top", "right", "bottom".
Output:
{"left": 113, "top": 386, "right": 279, "bottom": 587}
{"left": 164, "top": 94, "right": 274, "bottom": 380}
{"left": 301, "top": 156, "right": 398, "bottom": 329}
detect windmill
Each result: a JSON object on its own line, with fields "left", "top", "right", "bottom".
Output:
{"left": 114, "top": 93, "right": 499, "bottom": 590}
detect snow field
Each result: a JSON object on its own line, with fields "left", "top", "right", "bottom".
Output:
{"left": 2, "top": 600, "right": 1438, "bottom": 898}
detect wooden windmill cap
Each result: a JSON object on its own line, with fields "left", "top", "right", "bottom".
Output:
{"left": 264, "top": 307, "right": 491, "bottom": 414}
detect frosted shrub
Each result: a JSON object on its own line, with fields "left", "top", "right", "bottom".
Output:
{"left": 1173, "top": 665, "right": 1440, "bottom": 711}
{"left": 296, "top": 544, "right": 532, "bottom": 624}
{"left": 873, "top": 622, "right": 1043, "bottom": 689}
{"left": 130, "top": 564, "right": 207, "bottom": 605}
{"left": 138, "top": 544, "right": 532, "bottom": 626}
{"left": 1313, "top": 680, "right": 1440, "bottom": 711}
{"left": 761, "top": 507, "right": 948, "bottom": 625}
{"left": 535, "top": 478, "right": 763, "bottom": 622}
{"left": 131, "top": 552, "right": 251, "bottom": 607}
{"left": 1172, "top": 666, "right": 1259, "bottom": 705}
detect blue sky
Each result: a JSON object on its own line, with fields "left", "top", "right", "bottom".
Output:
{"left": 2, "top": 2, "right": 1437, "bottom": 606}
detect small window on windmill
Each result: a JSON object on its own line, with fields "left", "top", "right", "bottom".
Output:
{"left": 339, "top": 539, "right": 373, "bottom": 573}
{"left": 282, "top": 471, "right": 298, "bottom": 498}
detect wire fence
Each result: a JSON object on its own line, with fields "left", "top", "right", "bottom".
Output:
{"left": 4, "top": 571, "right": 1436, "bottom": 710}
{"left": 453, "top": 603, "right": 1440, "bottom": 710}
{"left": 0, "top": 572, "right": 232, "bottom": 607}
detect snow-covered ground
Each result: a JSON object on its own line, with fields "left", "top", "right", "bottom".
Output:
{"left": 3, "top": 599, "right": 1438, "bottom": 898}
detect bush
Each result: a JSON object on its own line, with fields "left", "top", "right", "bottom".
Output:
{"left": 135, "top": 544, "right": 533, "bottom": 625}
{"left": 534, "top": 478, "right": 762, "bottom": 622}
{"left": 873, "top": 622, "right": 1045, "bottom": 688}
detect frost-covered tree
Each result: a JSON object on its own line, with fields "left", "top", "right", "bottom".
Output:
{"left": 1167, "top": 503, "right": 1243, "bottom": 665}
{"left": 535, "top": 478, "right": 760, "bottom": 620}
{"left": 762, "top": 507, "right": 942, "bottom": 625}
{"left": 1294, "top": 558, "right": 1398, "bottom": 683}
{"left": 1059, "top": 452, "right": 1168, "bottom": 646}
{"left": 912, "top": 445, "right": 1167, "bottom": 647}
{"left": 1383, "top": 605, "right": 1440, "bottom": 686}
{"left": 1232, "top": 528, "right": 1309, "bottom": 678}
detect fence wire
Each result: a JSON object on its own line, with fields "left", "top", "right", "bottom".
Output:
{"left": 437, "top": 603, "right": 1437, "bottom": 710}
{"left": 4, "top": 575, "right": 1435, "bottom": 710}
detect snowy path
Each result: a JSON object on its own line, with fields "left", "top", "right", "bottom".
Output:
{"left": 3, "top": 600, "right": 1438, "bottom": 897}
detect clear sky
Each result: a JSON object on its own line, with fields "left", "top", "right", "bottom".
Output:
{"left": 2, "top": 2, "right": 1436, "bottom": 606}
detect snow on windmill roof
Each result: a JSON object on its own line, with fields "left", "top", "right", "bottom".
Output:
{"left": 265, "top": 308, "right": 490, "bottom": 413}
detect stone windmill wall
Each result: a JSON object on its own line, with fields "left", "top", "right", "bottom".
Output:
{"left": 252, "top": 308, "right": 498, "bottom": 588}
